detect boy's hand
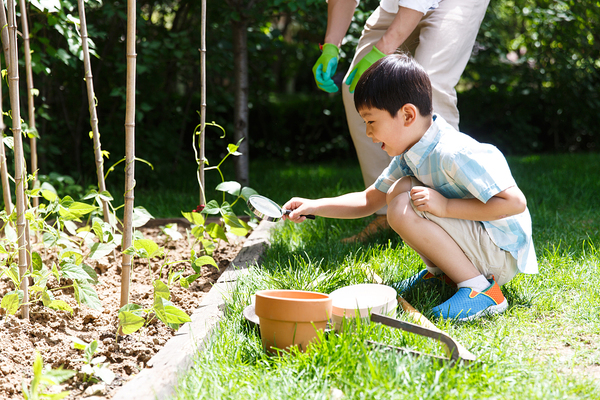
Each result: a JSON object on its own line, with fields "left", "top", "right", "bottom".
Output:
{"left": 410, "top": 186, "right": 448, "bottom": 217}
{"left": 282, "top": 197, "right": 316, "bottom": 223}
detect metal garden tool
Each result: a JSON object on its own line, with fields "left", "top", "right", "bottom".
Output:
{"left": 360, "top": 267, "right": 476, "bottom": 364}
{"left": 369, "top": 296, "right": 477, "bottom": 364}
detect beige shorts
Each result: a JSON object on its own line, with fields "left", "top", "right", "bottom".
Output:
{"left": 409, "top": 178, "right": 518, "bottom": 286}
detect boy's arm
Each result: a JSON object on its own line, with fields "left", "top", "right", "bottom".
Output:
{"left": 410, "top": 185, "right": 527, "bottom": 221}
{"left": 283, "top": 184, "right": 387, "bottom": 222}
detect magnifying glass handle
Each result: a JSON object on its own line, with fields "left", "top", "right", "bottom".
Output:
{"left": 283, "top": 209, "right": 316, "bottom": 220}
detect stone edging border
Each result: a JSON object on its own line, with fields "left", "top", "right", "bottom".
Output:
{"left": 112, "top": 220, "right": 276, "bottom": 400}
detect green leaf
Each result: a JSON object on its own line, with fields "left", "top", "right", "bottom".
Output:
{"left": 64, "top": 201, "right": 97, "bottom": 219}
{"left": 47, "top": 299, "right": 73, "bottom": 314}
{"left": 40, "top": 181, "right": 58, "bottom": 202}
{"left": 52, "top": 262, "right": 60, "bottom": 281}
{"left": 30, "top": 0, "right": 61, "bottom": 13}
{"left": 163, "top": 304, "right": 192, "bottom": 324}
{"left": 240, "top": 186, "right": 259, "bottom": 200}
{"left": 162, "top": 224, "right": 183, "bottom": 241}
{"left": 5, "top": 223, "right": 17, "bottom": 243}
{"left": 200, "top": 239, "right": 216, "bottom": 255}
{"left": 153, "top": 296, "right": 190, "bottom": 326}
{"left": 88, "top": 242, "right": 116, "bottom": 260}
{"left": 72, "top": 337, "right": 88, "bottom": 351}
{"left": 153, "top": 296, "right": 167, "bottom": 325}
{"left": 132, "top": 206, "right": 154, "bottom": 228}
{"left": 41, "top": 289, "right": 54, "bottom": 307}
{"left": 1, "top": 292, "right": 20, "bottom": 315}
{"left": 59, "top": 249, "right": 84, "bottom": 265}
{"left": 206, "top": 223, "right": 228, "bottom": 242}
{"left": 5, "top": 264, "right": 20, "bottom": 286}
{"left": 179, "top": 276, "right": 190, "bottom": 288}
{"left": 119, "top": 303, "right": 145, "bottom": 317}
{"left": 222, "top": 214, "right": 246, "bottom": 230}
{"left": 60, "top": 263, "right": 91, "bottom": 281}
{"left": 92, "top": 218, "right": 104, "bottom": 240}
{"left": 182, "top": 273, "right": 201, "bottom": 287}
{"left": 73, "top": 281, "right": 103, "bottom": 310}
{"left": 193, "top": 255, "right": 217, "bottom": 272}
{"left": 134, "top": 239, "right": 163, "bottom": 259}
{"left": 118, "top": 311, "right": 145, "bottom": 335}
{"left": 182, "top": 211, "right": 205, "bottom": 226}
{"left": 43, "top": 368, "right": 76, "bottom": 386}
{"left": 190, "top": 224, "right": 205, "bottom": 240}
{"left": 216, "top": 181, "right": 242, "bottom": 196}
{"left": 227, "top": 142, "right": 242, "bottom": 156}
{"left": 81, "top": 264, "right": 99, "bottom": 284}
{"left": 84, "top": 340, "right": 98, "bottom": 363}
{"left": 153, "top": 280, "right": 170, "bottom": 301}
{"left": 30, "top": 252, "right": 43, "bottom": 272}
{"left": 203, "top": 200, "right": 221, "bottom": 215}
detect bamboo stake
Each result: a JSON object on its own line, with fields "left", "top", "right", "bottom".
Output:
{"left": 19, "top": 0, "right": 38, "bottom": 210}
{"left": 120, "top": 0, "right": 137, "bottom": 308}
{"left": 7, "top": 0, "right": 29, "bottom": 320}
{"left": 198, "top": 0, "right": 206, "bottom": 206}
{"left": 0, "top": 4, "right": 13, "bottom": 214}
{"left": 77, "top": 0, "right": 110, "bottom": 222}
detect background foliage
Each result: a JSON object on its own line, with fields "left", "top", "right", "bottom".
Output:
{"left": 2, "top": 0, "right": 598, "bottom": 198}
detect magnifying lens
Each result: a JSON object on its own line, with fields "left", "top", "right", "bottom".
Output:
{"left": 247, "top": 195, "right": 315, "bottom": 222}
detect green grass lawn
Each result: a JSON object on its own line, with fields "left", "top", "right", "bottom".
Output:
{"left": 170, "top": 153, "right": 600, "bottom": 399}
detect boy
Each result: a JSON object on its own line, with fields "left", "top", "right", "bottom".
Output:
{"left": 283, "top": 54, "right": 537, "bottom": 321}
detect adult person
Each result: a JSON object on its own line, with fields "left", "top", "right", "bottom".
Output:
{"left": 312, "top": 0, "right": 490, "bottom": 242}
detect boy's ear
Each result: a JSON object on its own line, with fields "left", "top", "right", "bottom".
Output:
{"left": 400, "top": 104, "right": 418, "bottom": 126}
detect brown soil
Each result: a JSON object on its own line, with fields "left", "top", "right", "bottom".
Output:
{"left": 0, "top": 223, "right": 244, "bottom": 399}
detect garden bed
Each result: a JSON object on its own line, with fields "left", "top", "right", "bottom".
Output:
{"left": 0, "top": 221, "right": 244, "bottom": 399}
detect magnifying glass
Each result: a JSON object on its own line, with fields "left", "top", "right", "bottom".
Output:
{"left": 247, "top": 195, "right": 315, "bottom": 222}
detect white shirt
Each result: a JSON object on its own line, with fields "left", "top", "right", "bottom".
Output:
{"left": 348, "top": 0, "right": 441, "bottom": 14}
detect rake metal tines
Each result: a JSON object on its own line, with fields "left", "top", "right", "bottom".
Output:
{"left": 368, "top": 312, "right": 477, "bottom": 366}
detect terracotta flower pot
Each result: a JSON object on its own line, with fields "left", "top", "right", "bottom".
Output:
{"left": 254, "top": 290, "right": 332, "bottom": 353}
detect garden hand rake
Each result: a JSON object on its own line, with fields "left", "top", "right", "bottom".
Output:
{"left": 359, "top": 267, "right": 476, "bottom": 364}
{"left": 369, "top": 296, "right": 477, "bottom": 365}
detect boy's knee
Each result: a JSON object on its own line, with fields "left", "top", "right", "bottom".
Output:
{"left": 386, "top": 176, "right": 413, "bottom": 206}
{"left": 386, "top": 190, "right": 417, "bottom": 232}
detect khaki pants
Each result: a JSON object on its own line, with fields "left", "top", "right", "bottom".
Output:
{"left": 342, "top": 0, "right": 491, "bottom": 214}
{"left": 407, "top": 177, "right": 518, "bottom": 286}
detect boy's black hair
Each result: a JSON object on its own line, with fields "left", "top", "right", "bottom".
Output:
{"left": 354, "top": 53, "right": 433, "bottom": 118}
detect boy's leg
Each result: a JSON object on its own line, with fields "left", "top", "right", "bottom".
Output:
{"left": 386, "top": 177, "right": 481, "bottom": 284}
{"left": 386, "top": 177, "right": 517, "bottom": 320}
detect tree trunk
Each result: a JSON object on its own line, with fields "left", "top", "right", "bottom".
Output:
{"left": 231, "top": 19, "right": 249, "bottom": 187}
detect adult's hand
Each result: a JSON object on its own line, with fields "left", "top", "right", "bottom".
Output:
{"left": 312, "top": 43, "right": 340, "bottom": 93}
{"left": 345, "top": 45, "right": 386, "bottom": 93}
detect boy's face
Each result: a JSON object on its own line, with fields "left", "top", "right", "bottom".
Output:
{"left": 358, "top": 107, "right": 415, "bottom": 157}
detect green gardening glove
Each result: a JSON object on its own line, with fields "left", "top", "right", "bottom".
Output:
{"left": 312, "top": 43, "right": 340, "bottom": 93}
{"left": 345, "top": 46, "right": 386, "bottom": 93}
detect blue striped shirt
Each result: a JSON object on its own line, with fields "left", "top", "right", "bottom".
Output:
{"left": 375, "top": 115, "right": 538, "bottom": 274}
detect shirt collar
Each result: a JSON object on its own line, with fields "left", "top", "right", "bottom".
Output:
{"left": 403, "top": 114, "right": 441, "bottom": 169}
